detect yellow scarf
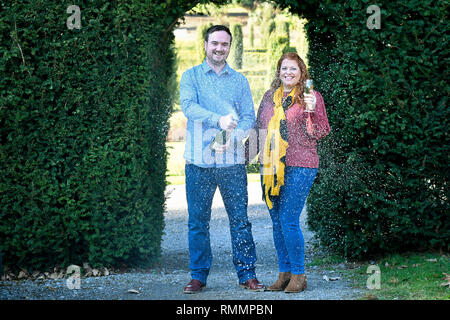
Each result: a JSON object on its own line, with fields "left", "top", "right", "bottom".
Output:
{"left": 262, "top": 85, "right": 295, "bottom": 209}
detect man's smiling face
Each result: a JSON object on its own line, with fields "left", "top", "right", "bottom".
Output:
{"left": 204, "top": 30, "right": 231, "bottom": 66}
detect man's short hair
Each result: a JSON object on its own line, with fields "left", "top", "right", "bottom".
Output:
{"left": 205, "top": 25, "right": 232, "bottom": 44}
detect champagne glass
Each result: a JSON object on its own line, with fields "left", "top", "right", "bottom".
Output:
{"left": 304, "top": 79, "right": 315, "bottom": 112}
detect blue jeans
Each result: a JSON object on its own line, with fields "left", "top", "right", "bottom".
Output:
{"left": 185, "top": 164, "right": 257, "bottom": 284}
{"left": 261, "top": 166, "right": 317, "bottom": 275}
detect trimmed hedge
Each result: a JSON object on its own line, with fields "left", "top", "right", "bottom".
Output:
{"left": 195, "top": 23, "right": 213, "bottom": 65}
{"left": 294, "top": 0, "right": 450, "bottom": 258}
{"left": 230, "top": 23, "right": 243, "bottom": 69}
{"left": 0, "top": 1, "right": 196, "bottom": 271}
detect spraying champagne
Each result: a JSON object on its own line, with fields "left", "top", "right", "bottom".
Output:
{"left": 304, "top": 79, "right": 315, "bottom": 112}
{"left": 210, "top": 114, "right": 238, "bottom": 151}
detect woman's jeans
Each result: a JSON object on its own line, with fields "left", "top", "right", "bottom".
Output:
{"left": 261, "top": 166, "right": 317, "bottom": 275}
{"left": 185, "top": 164, "right": 257, "bottom": 284}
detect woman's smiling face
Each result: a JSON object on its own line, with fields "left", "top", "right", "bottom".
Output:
{"left": 279, "top": 59, "right": 301, "bottom": 90}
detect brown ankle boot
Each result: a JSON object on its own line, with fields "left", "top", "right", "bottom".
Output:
{"left": 267, "top": 272, "right": 291, "bottom": 291}
{"left": 284, "top": 274, "right": 307, "bottom": 293}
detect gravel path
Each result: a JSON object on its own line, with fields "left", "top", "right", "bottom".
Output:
{"left": 0, "top": 182, "right": 362, "bottom": 300}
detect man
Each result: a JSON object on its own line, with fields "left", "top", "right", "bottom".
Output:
{"left": 180, "top": 25, "right": 264, "bottom": 293}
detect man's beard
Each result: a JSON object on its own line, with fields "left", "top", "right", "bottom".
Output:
{"left": 208, "top": 51, "right": 227, "bottom": 66}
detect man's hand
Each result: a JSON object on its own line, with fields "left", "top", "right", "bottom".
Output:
{"left": 219, "top": 114, "right": 237, "bottom": 131}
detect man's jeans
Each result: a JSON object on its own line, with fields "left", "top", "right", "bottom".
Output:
{"left": 185, "top": 164, "right": 257, "bottom": 284}
{"left": 261, "top": 166, "right": 317, "bottom": 275}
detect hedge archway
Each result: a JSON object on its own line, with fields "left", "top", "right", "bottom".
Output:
{"left": 1, "top": 1, "right": 447, "bottom": 272}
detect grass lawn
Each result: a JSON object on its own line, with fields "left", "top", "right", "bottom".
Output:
{"left": 345, "top": 252, "right": 449, "bottom": 300}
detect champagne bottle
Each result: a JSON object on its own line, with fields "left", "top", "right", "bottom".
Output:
{"left": 210, "top": 130, "right": 229, "bottom": 151}
{"left": 209, "top": 115, "right": 238, "bottom": 151}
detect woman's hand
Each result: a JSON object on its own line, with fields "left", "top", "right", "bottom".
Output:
{"left": 303, "top": 93, "right": 317, "bottom": 112}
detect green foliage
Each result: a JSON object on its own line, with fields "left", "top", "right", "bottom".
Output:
{"left": 230, "top": 23, "right": 243, "bottom": 69}
{"left": 352, "top": 252, "right": 449, "bottom": 300}
{"left": 196, "top": 23, "right": 213, "bottom": 64}
{"left": 0, "top": 0, "right": 194, "bottom": 271}
{"left": 294, "top": 0, "right": 450, "bottom": 258}
{"left": 249, "top": 23, "right": 255, "bottom": 48}
{"left": 232, "top": 0, "right": 257, "bottom": 10}
{"left": 257, "top": 3, "right": 276, "bottom": 48}
{"left": 266, "top": 32, "right": 289, "bottom": 85}
{"left": 262, "top": 20, "right": 276, "bottom": 48}
{"left": 1, "top": 0, "right": 448, "bottom": 273}
{"left": 291, "top": 18, "right": 308, "bottom": 65}
{"left": 276, "top": 21, "right": 290, "bottom": 46}
{"left": 174, "top": 40, "right": 197, "bottom": 106}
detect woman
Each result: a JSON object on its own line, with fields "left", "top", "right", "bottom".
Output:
{"left": 254, "top": 52, "right": 330, "bottom": 293}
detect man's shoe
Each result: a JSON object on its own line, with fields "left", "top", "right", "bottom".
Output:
{"left": 239, "top": 278, "right": 265, "bottom": 292}
{"left": 183, "top": 279, "right": 206, "bottom": 294}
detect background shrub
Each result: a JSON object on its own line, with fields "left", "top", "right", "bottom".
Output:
{"left": 196, "top": 23, "right": 213, "bottom": 64}
{"left": 266, "top": 32, "right": 289, "bottom": 85}
{"left": 297, "top": 0, "right": 450, "bottom": 258}
{"left": 230, "top": 23, "right": 243, "bottom": 69}
{"left": 249, "top": 22, "right": 255, "bottom": 48}
{"left": 0, "top": 1, "right": 191, "bottom": 272}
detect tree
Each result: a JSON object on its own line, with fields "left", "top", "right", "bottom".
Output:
{"left": 196, "top": 23, "right": 213, "bottom": 64}
{"left": 277, "top": 20, "right": 290, "bottom": 47}
{"left": 230, "top": 24, "right": 244, "bottom": 69}
{"left": 249, "top": 22, "right": 255, "bottom": 48}
{"left": 267, "top": 32, "right": 289, "bottom": 86}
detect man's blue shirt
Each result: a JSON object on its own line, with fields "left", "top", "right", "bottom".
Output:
{"left": 180, "top": 60, "right": 255, "bottom": 167}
